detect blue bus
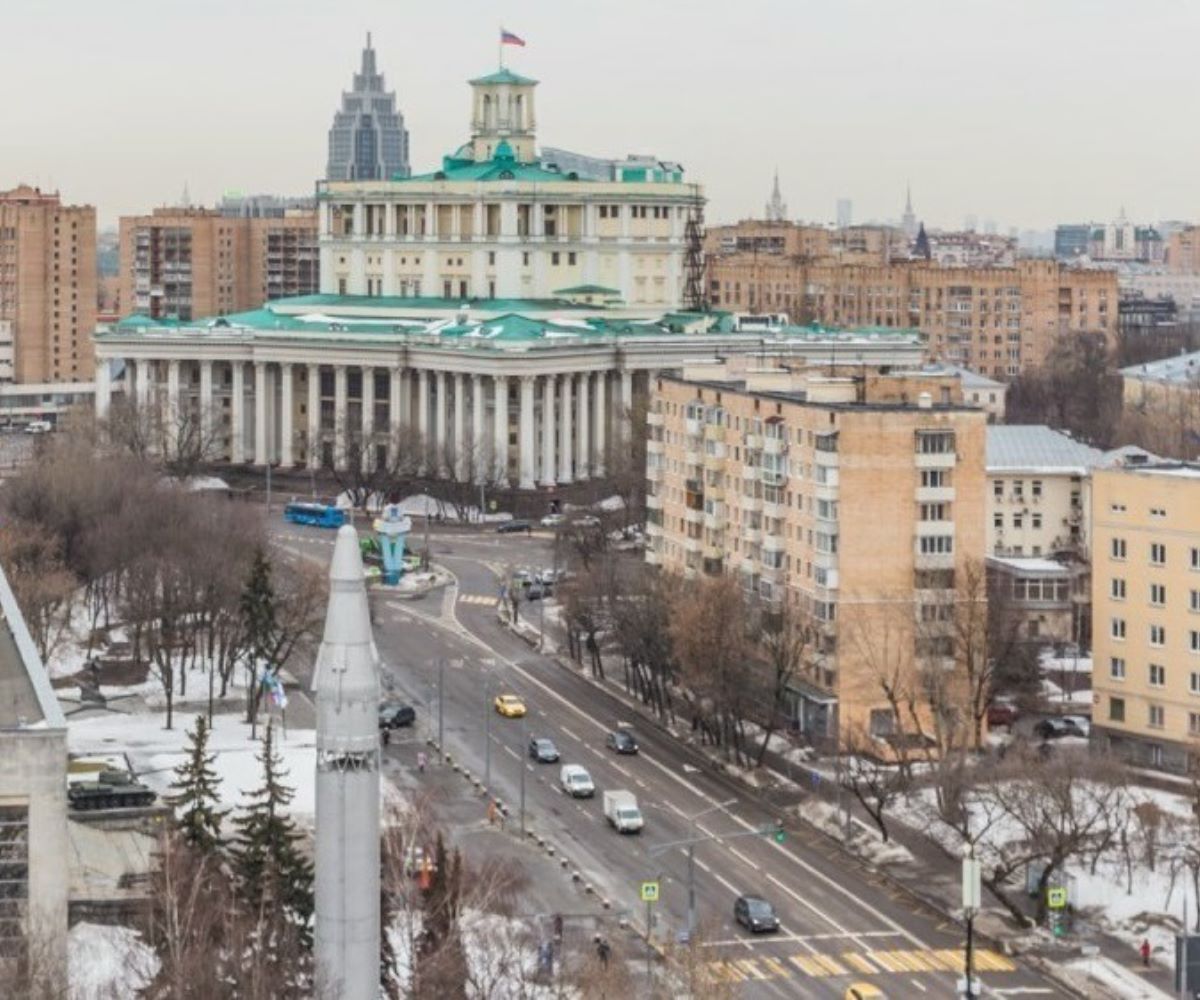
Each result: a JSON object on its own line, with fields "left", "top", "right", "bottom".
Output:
{"left": 283, "top": 502, "right": 347, "bottom": 529}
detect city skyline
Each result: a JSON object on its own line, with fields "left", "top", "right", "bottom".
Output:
{"left": 5, "top": 0, "right": 1199, "bottom": 229}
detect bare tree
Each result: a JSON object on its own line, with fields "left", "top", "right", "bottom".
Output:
{"left": 749, "top": 594, "right": 816, "bottom": 764}
{"left": 607, "top": 562, "right": 677, "bottom": 721}
{"left": 105, "top": 392, "right": 225, "bottom": 480}
{"left": 839, "top": 725, "right": 909, "bottom": 843}
{"left": 325, "top": 422, "right": 426, "bottom": 513}
{"left": 0, "top": 518, "right": 76, "bottom": 662}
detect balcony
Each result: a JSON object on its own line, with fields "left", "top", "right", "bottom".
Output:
{"left": 759, "top": 563, "right": 783, "bottom": 584}
{"left": 762, "top": 534, "right": 787, "bottom": 554}
{"left": 646, "top": 439, "right": 664, "bottom": 455}
{"left": 762, "top": 500, "right": 787, "bottom": 522}
{"left": 683, "top": 536, "right": 704, "bottom": 554}
{"left": 706, "top": 482, "right": 725, "bottom": 501}
{"left": 814, "top": 450, "right": 839, "bottom": 469}
{"left": 741, "top": 495, "right": 763, "bottom": 513}
{"left": 743, "top": 432, "right": 763, "bottom": 450}
{"left": 684, "top": 449, "right": 701, "bottom": 467}
{"left": 704, "top": 507, "right": 726, "bottom": 530}
{"left": 916, "top": 486, "right": 956, "bottom": 503}
{"left": 646, "top": 411, "right": 664, "bottom": 428}
{"left": 684, "top": 478, "right": 703, "bottom": 495}
{"left": 683, "top": 507, "right": 703, "bottom": 525}
{"left": 915, "top": 451, "right": 956, "bottom": 470}
{"left": 704, "top": 445, "right": 726, "bottom": 465}
{"left": 743, "top": 525, "right": 762, "bottom": 544}
{"left": 647, "top": 465, "right": 663, "bottom": 483}
{"left": 741, "top": 464, "right": 759, "bottom": 480}
{"left": 704, "top": 423, "right": 726, "bottom": 442}
{"left": 763, "top": 435, "right": 787, "bottom": 456}
{"left": 761, "top": 470, "right": 786, "bottom": 488}
{"left": 813, "top": 551, "right": 838, "bottom": 572}
{"left": 685, "top": 418, "right": 702, "bottom": 436}
{"left": 646, "top": 493, "right": 662, "bottom": 511}
{"left": 916, "top": 521, "right": 955, "bottom": 538}
{"left": 645, "top": 521, "right": 662, "bottom": 537}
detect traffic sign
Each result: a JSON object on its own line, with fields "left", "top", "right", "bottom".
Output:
{"left": 639, "top": 880, "right": 660, "bottom": 903}
{"left": 1047, "top": 886, "right": 1068, "bottom": 910}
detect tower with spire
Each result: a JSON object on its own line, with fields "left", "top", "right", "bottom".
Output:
{"left": 901, "top": 183, "right": 918, "bottom": 239}
{"left": 765, "top": 170, "right": 787, "bottom": 223}
{"left": 326, "top": 33, "right": 411, "bottom": 181}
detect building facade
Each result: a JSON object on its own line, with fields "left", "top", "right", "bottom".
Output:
{"left": 118, "top": 207, "right": 319, "bottom": 321}
{"left": 0, "top": 560, "right": 69, "bottom": 982}
{"left": 645, "top": 369, "right": 987, "bottom": 743}
{"left": 318, "top": 67, "right": 698, "bottom": 308}
{"left": 1091, "top": 463, "right": 1200, "bottom": 772}
{"left": 326, "top": 34, "right": 410, "bottom": 182}
{"left": 706, "top": 255, "right": 1119, "bottom": 379}
{"left": 1167, "top": 225, "right": 1200, "bottom": 275}
{"left": 0, "top": 185, "right": 96, "bottom": 383}
{"left": 94, "top": 296, "right": 927, "bottom": 486}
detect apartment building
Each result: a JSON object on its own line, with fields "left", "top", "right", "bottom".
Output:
{"left": 646, "top": 369, "right": 987, "bottom": 745}
{"left": 706, "top": 255, "right": 1118, "bottom": 379}
{"left": 0, "top": 185, "right": 96, "bottom": 383}
{"left": 1167, "top": 225, "right": 1200, "bottom": 275}
{"left": 705, "top": 219, "right": 902, "bottom": 266}
{"left": 118, "top": 207, "right": 319, "bottom": 321}
{"left": 1091, "top": 463, "right": 1200, "bottom": 773}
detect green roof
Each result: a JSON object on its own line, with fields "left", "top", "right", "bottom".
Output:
{"left": 404, "top": 153, "right": 571, "bottom": 184}
{"left": 554, "top": 284, "right": 622, "bottom": 296}
{"left": 469, "top": 68, "right": 538, "bottom": 86}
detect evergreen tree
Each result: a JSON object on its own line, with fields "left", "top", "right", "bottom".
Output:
{"left": 240, "top": 547, "right": 277, "bottom": 733}
{"left": 416, "top": 832, "right": 467, "bottom": 994}
{"left": 166, "top": 714, "right": 226, "bottom": 853}
{"left": 231, "top": 722, "right": 314, "bottom": 945}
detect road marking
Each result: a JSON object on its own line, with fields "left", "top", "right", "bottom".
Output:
{"left": 909, "top": 979, "right": 928, "bottom": 993}
{"left": 728, "top": 846, "right": 760, "bottom": 870}
{"left": 714, "top": 947, "right": 1016, "bottom": 982}
{"left": 841, "top": 952, "right": 878, "bottom": 974}
{"left": 710, "top": 869, "right": 741, "bottom": 897}
{"left": 733, "top": 958, "right": 768, "bottom": 981}
{"left": 502, "top": 746, "right": 519, "bottom": 761}
{"left": 559, "top": 726, "right": 580, "bottom": 742}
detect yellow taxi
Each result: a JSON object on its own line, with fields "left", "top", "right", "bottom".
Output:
{"left": 493, "top": 694, "right": 527, "bottom": 718}
{"left": 844, "top": 985, "right": 885, "bottom": 1000}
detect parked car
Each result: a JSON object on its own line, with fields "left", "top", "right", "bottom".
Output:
{"left": 1060, "top": 714, "right": 1091, "bottom": 737}
{"left": 538, "top": 568, "right": 567, "bottom": 585}
{"left": 528, "top": 737, "right": 560, "bottom": 763}
{"left": 540, "top": 513, "right": 565, "bottom": 528}
{"left": 987, "top": 701, "right": 1019, "bottom": 727}
{"left": 526, "top": 581, "right": 550, "bottom": 601}
{"left": 570, "top": 515, "right": 601, "bottom": 529}
{"left": 559, "top": 764, "right": 595, "bottom": 798}
{"left": 606, "top": 728, "right": 639, "bottom": 755}
{"left": 379, "top": 702, "right": 416, "bottom": 729}
{"left": 1034, "top": 717, "right": 1079, "bottom": 740}
{"left": 493, "top": 694, "right": 527, "bottom": 718}
{"left": 733, "top": 895, "right": 780, "bottom": 933}
{"left": 497, "top": 519, "right": 533, "bottom": 534}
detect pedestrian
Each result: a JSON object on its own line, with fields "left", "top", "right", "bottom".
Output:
{"left": 487, "top": 800, "right": 497, "bottom": 826}
{"left": 1140, "top": 938, "right": 1151, "bottom": 967}
{"left": 381, "top": 727, "right": 391, "bottom": 748}
{"left": 596, "top": 937, "right": 610, "bottom": 967}
{"left": 417, "top": 750, "right": 427, "bottom": 773}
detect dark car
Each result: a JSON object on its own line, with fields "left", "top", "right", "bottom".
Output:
{"left": 528, "top": 737, "right": 560, "bottom": 763}
{"left": 733, "top": 895, "right": 780, "bottom": 933}
{"left": 606, "top": 729, "right": 639, "bottom": 755}
{"left": 1034, "top": 717, "right": 1080, "bottom": 740}
{"left": 987, "top": 702, "right": 1019, "bottom": 728}
{"left": 497, "top": 519, "right": 533, "bottom": 535}
{"left": 526, "top": 581, "right": 550, "bottom": 601}
{"left": 379, "top": 703, "right": 416, "bottom": 729}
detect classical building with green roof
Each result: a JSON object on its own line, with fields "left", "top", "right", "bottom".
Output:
{"left": 95, "top": 295, "right": 926, "bottom": 488}
{"left": 315, "top": 61, "right": 698, "bottom": 310}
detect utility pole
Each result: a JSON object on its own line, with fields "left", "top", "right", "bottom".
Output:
{"left": 682, "top": 799, "right": 736, "bottom": 941}
{"left": 962, "top": 842, "right": 981, "bottom": 1000}
{"left": 519, "top": 715, "right": 528, "bottom": 837}
{"left": 484, "top": 680, "right": 492, "bottom": 792}
{"left": 437, "top": 658, "right": 445, "bottom": 750}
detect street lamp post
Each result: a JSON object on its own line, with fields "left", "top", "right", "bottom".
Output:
{"left": 962, "top": 842, "right": 981, "bottom": 1000}
{"left": 484, "top": 681, "right": 492, "bottom": 792}
{"left": 684, "top": 799, "right": 736, "bottom": 941}
{"left": 437, "top": 658, "right": 445, "bottom": 750}
{"left": 520, "top": 716, "right": 528, "bottom": 837}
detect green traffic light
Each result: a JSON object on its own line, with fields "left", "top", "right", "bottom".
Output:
{"left": 773, "top": 827, "right": 786, "bottom": 844}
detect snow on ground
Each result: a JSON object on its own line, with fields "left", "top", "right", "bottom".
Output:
{"left": 68, "top": 709, "right": 317, "bottom": 822}
{"left": 801, "top": 800, "right": 915, "bottom": 867}
{"left": 1039, "top": 648, "right": 1093, "bottom": 675}
{"left": 68, "top": 921, "right": 158, "bottom": 1000}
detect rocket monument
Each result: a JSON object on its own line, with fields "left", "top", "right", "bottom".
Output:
{"left": 313, "top": 525, "right": 381, "bottom": 999}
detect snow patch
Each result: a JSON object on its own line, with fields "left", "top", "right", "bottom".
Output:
{"left": 68, "top": 921, "right": 158, "bottom": 1000}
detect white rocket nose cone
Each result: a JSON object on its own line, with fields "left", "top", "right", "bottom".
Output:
{"left": 330, "top": 524, "right": 364, "bottom": 583}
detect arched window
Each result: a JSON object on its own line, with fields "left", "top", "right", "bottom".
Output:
{"left": 483, "top": 94, "right": 494, "bottom": 130}
{"left": 515, "top": 94, "right": 524, "bottom": 131}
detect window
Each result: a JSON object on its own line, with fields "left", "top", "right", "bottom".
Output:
{"left": 1191, "top": 671, "right": 1200, "bottom": 695}
{"left": 920, "top": 503, "right": 948, "bottom": 521}
{"left": 1111, "top": 617, "right": 1126, "bottom": 640}
{"left": 1013, "top": 514, "right": 1023, "bottom": 529}
{"left": 551, "top": 252, "right": 561, "bottom": 266}
{"left": 922, "top": 469, "right": 947, "bottom": 488}
{"left": 1151, "top": 542, "right": 1166, "bottom": 566}
{"left": 1012, "top": 480, "right": 1024, "bottom": 498}
{"left": 1031, "top": 480, "right": 1042, "bottom": 497}
{"left": 0, "top": 805, "right": 27, "bottom": 960}
{"left": 1149, "top": 704, "right": 1165, "bottom": 729}
{"left": 568, "top": 252, "right": 577, "bottom": 265}
{"left": 1150, "top": 583, "right": 1166, "bottom": 606}
{"left": 1149, "top": 663, "right": 1166, "bottom": 687}
{"left": 1110, "top": 656, "right": 1125, "bottom": 680}
{"left": 1032, "top": 513, "right": 1042, "bottom": 530}
{"left": 1151, "top": 507, "right": 1166, "bottom": 518}
{"left": 1150, "top": 624, "right": 1165, "bottom": 647}
{"left": 919, "top": 535, "right": 954, "bottom": 554}
{"left": 1192, "top": 547, "right": 1200, "bottom": 571}
{"left": 1191, "top": 630, "right": 1200, "bottom": 653}
{"left": 1190, "top": 712, "right": 1200, "bottom": 737}
{"left": 1192, "top": 590, "right": 1200, "bottom": 613}
{"left": 916, "top": 431, "right": 955, "bottom": 454}
{"left": 1111, "top": 538, "right": 1126, "bottom": 560}
{"left": 993, "top": 480, "right": 1003, "bottom": 498}
{"left": 993, "top": 513, "right": 1003, "bottom": 529}
{"left": 1109, "top": 697, "right": 1125, "bottom": 723}
{"left": 522, "top": 252, "right": 530, "bottom": 266}
{"left": 1111, "top": 578, "right": 1126, "bottom": 600}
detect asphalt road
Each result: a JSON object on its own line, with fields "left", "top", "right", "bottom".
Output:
{"left": 270, "top": 518, "right": 1070, "bottom": 1000}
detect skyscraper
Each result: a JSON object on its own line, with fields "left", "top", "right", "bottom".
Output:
{"left": 326, "top": 34, "right": 410, "bottom": 181}
{"left": 900, "top": 183, "right": 918, "bottom": 239}
{"left": 765, "top": 170, "right": 787, "bottom": 222}
{"left": 836, "top": 198, "right": 853, "bottom": 229}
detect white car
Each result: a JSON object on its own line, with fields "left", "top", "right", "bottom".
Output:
{"left": 1061, "top": 714, "right": 1091, "bottom": 737}
{"left": 540, "top": 514, "right": 565, "bottom": 527}
{"left": 559, "top": 764, "right": 595, "bottom": 798}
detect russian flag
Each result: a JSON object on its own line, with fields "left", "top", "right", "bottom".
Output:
{"left": 500, "top": 28, "right": 525, "bottom": 47}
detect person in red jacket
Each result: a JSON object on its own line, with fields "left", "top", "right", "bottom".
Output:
{"left": 1140, "top": 938, "right": 1151, "bottom": 967}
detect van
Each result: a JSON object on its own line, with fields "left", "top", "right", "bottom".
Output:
{"left": 26, "top": 420, "right": 52, "bottom": 434}
{"left": 602, "top": 790, "right": 643, "bottom": 833}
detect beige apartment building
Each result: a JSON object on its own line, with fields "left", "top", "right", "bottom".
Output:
{"left": 707, "top": 254, "right": 1118, "bottom": 380}
{"left": 704, "top": 220, "right": 903, "bottom": 267}
{"left": 1091, "top": 463, "right": 1200, "bottom": 773}
{"left": 1167, "top": 225, "right": 1200, "bottom": 275}
{"left": 118, "top": 208, "right": 318, "bottom": 321}
{"left": 0, "top": 185, "right": 96, "bottom": 383}
{"left": 646, "top": 368, "right": 987, "bottom": 745}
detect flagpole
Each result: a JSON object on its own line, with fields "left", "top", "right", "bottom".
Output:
{"left": 499, "top": 26, "right": 504, "bottom": 69}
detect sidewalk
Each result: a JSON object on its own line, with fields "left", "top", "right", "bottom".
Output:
{"left": 514, "top": 612, "right": 1180, "bottom": 999}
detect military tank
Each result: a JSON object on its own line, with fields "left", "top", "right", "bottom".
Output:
{"left": 68, "top": 770, "right": 157, "bottom": 811}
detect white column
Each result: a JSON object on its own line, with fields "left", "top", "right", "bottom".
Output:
{"left": 136, "top": 358, "right": 151, "bottom": 408}
{"left": 254, "top": 362, "right": 268, "bottom": 466}
{"left": 264, "top": 364, "right": 276, "bottom": 464}
{"left": 166, "top": 360, "right": 181, "bottom": 450}
{"left": 540, "top": 374, "right": 556, "bottom": 487}
{"left": 619, "top": 368, "right": 633, "bottom": 443}
{"left": 361, "top": 365, "right": 375, "bottom": 471}
{"left": 280, "top": 363, "right": 294, "bottom": 468}
{"left": 231, "top": 362, "right": 245, "bottom": 464}
{"left": 435, "top": 371, "right": 448, "bottom": 475}
{"left": 576, "top": 372, "right": 590, "bottom": 478}
{"left": 417, "top": 368, "right": 430, "bottom": 473}
{"left": 592, "top": 372, "right": 606, "bottom": 477}
{"left": 199, "top": 359, "right": 213, "bottom": 448}
{"left": 334, "top": 365, "right": 348, "bottom": 469}
{"left": 388, "top": 367, "right": 402, "bottom": 464}
{"left": 518, "top": 375, "right": 535, "bottom": 490}
{"left": 558, "top": 373, "right": 573, "bottom": 483}
{"left": 95, "top": 359, "right": 112, "bottom": 420}
{"left": 307, "top": 363, "right": 320, "bottom": 469}
{"left": 471, "top": 374, "right": 486, "bottom": 485}
{"left": 453, "top": 373, "right": 467, "bottom": 480}
{"left": 493, "top": 375, "right": 509, "bottom": 486}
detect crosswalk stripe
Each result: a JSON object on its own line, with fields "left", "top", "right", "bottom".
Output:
{"left": 814, "top": 953, "right": 848, "bottom": 975}
{"left": 735, "top": 959, "right": 768, "bottom": 980}
{"left": 761, "top": 957, "right": 790, "bottom": 978}
{"left": 867, "top": 951, "right": 907, "bottom": 973}
{"left": 976, "top": 949, "right": 1016, "bottom": 972}
{"left": 934, "top": 949, "right": 966, "bottom": 971}
{"left": 842, "top": 952, "right": 878, "bottom": 974}
{"left": 789, "top": 954, "right": 830, "bottom": 977}
{"left": 716, "top": 961, "right": 746, "bottom": 982}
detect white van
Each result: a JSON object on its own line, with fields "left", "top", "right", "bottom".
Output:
{"left": 559, "top": 764, "right": 594, "bottom": 798}
{"left": 26, "top": 420, "right": 52, "bottom": 434}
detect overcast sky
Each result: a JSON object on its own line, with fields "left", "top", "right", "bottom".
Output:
{"left": 4, "top": 0, "right": 1198, "bottom": 230}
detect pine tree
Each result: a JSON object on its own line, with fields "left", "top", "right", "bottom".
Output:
{"left": 240, "top": 547, "right": 277, "bottom": 733}
{"left": 166, "top": 714, "right": 226, "bottom": 853}
{"left": 231, "top": 722, "right": 314, "bottom": 945}
{"left": 416, "top": 832, "right": 467, "bottom": 994}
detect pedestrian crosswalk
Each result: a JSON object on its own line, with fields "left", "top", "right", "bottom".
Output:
{"left": 706, "top": 947, "right": 1015, "bottom": 984}
{"left": 457, "top": 593, "right": 499, "bottom": 607}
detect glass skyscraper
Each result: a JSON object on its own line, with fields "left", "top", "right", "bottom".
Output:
{"left": 326, "top": 35, "right": 410, "bottom": 181}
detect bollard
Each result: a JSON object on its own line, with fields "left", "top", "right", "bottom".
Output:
{"left": 602, "top": 899, "right": 611, "bottom": 910}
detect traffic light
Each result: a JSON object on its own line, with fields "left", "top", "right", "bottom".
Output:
{"left": 759, "top": 820, "right": 786, "bottom": 843}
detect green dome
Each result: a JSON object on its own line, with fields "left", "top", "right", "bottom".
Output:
{"left": 493, "top": 139, "right": 515, "bottom": 162}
